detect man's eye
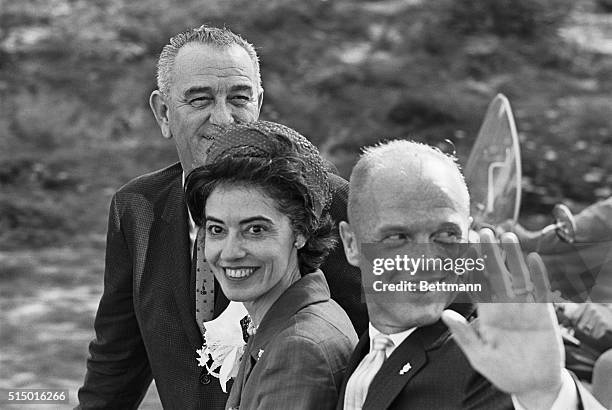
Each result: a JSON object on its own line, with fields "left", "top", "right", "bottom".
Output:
{"left": 190, "top": 97, "right": 213, "bottom": 107}
{"left": 230, "top": 95, "right": 251, "bottom": 106}
{"left": 434, "top": 231, "right": 460, "bottom": 244}
{"left": 381, "top": 233, "right": 409, "bottom": 244}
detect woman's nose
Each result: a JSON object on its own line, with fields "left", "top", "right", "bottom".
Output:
{"left": 219, "top": 233, "right": 246, "bottom": 261}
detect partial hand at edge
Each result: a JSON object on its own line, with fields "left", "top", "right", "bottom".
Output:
{"left": 442, "top": 229, "right": 564, "bottom": 410}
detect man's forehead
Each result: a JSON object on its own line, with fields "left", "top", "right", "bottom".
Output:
{"left": 370, "top": 203, "right": 465, "bottom": 228}
{"left": 172, "top": 43, "right": 256, "bottom": 86}
{"left": 353, "top": 161, "right": 469, "bottom": 232}
{"left": 370, "top": 162, "right": 465, "bottom": 201}
{"left": 364, "top": 191, "right": 464, "bottom": 230}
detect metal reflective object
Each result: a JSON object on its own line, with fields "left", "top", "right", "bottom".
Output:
{"left": 464, "top": 94, "right": 522, "bottom": 227}
{"left": 551, "top": 203, "right": 577, "bottom": 243}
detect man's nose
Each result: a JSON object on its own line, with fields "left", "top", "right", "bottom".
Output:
{"left": 209, "top": 101, "right": 234, "bottom": 126}
{"left": 417, "top": 242, "right": 438, "bottom": 260}
{"left": 219, "top": 233, "right": 246, "bottom": 261}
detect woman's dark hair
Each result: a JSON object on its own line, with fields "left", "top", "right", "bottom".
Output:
{"left": 185, "top": 146, "right": 337, "bottom": 275}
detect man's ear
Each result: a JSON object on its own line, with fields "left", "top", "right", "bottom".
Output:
{"left": 149, "top": 90, "right": 172, "bottom": 140}
{"left": 339, "top": 221, "right": 361, "bottom": 267}
{"left": 467, "top": 216, "right": 477, "bottom": 242}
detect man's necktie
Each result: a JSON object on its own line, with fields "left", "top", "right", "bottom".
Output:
{"left": 343, "top": 334, "right": 394, "bottom": 410}
{"left": 195, "top": 226, "right": 215, "bottom": 334}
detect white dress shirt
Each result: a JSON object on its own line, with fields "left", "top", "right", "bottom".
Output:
{"left": 182, "top": 173, "right": 198, "bottom": 257}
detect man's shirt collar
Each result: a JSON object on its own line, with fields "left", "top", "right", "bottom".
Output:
{"left": 368, "top": 322, "right": 417, "bottom": 357}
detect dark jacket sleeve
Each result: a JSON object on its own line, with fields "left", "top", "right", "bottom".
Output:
{"left": 463, "top": 371, "right": 514, "bottom": 410}
{"left": 77, "top": 195, "right": 152, "bottom": 409}
{"left": 321, "top": 173, "right": 369, "bottom": 336}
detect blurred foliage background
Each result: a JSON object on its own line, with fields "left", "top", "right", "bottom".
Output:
{"left": 1, "top": 0, "right": 611, "bottom": 250}
{"left": 0, "top": 0, "right": 611, "bottom": 407}
{"left": 0, "top": 0, "right": 612, "bottom": 249}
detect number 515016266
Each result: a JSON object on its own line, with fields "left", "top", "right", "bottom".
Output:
{"left": 3, "top": 389, "right": 69, "bottom": 404}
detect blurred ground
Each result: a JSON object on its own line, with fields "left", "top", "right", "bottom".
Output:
{"left": 0, "top": 0, "right": 611, "bottom": 408}
{"left": 0, "top": 244, "right": 161, "bottom": 408}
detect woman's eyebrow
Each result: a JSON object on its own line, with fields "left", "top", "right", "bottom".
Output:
{"left": 205, "top": 215, "right": 223, "bottom": 223}
{"left": 204, "top": 216, "right": 274, "bottom": 224}
{"left": 239, "top": 216, "right": 273, "bottom": 225}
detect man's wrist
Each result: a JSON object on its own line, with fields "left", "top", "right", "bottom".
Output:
{"left": 514, "top": 385, "right": 561, "bottom": 410}
{"left": 512, "top": 370, "right": 577, "bottom": 410}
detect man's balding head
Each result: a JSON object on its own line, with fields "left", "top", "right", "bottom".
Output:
{"left": 339, "top": 140, "right": 472, "bottom": 333}
{"left": 347, "top": 140, "right": 470, "bottom": 236}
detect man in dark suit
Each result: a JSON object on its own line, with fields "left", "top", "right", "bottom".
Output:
{"left": 77, "top": 25, "right": 366, "bottom": 409}
{"left": 337, "top": 140, "right": 606, "bottom": 409}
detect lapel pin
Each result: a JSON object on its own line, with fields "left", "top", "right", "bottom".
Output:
{"left": 399, "top": 362, "right": 412, "bottom": 375}
{"left": 257, "top": 349, "right": 264, "bottom": 359}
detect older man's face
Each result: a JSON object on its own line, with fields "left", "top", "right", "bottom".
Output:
{"left": 153, "top": 43, "right": 262, "bottom": 173}
{"left": 343, "top": 160, "right": 471, "bottom": 333}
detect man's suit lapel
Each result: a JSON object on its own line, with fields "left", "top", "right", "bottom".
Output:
{"left": 362, "top": 334, "right": 428, "bottom": 410}
{"left": 362, "top": 320, "right": 453, "bottom": 410}
{"left": 158, "top": 178, "right": 203, "bottom": 349}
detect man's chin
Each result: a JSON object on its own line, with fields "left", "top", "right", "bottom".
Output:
{"left": 186, "top": 143, "right": 215, "bottom": 171}
{"left": 369, "top": 303, "right": 447, "bottom": 332}
{"left": 409, "top": 303, "right": 448, "bottom": 327}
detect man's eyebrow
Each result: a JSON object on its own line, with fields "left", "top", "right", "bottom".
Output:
{"left": 437, "top": 222, "right": 462, "bottom": 231}
{"left": 368, "top": 224, "right": 411, "bottom": 240}
{"left": 183, "top": 86, "right": 213, "bottom": 97}
{"left": 376, "top": 223, "right": 411, "bottom": 233}
{"left": 182, "top": 84, "right": 254, "bottom": 98}
{"left": 373, "top": 222, "right": 463, "bottom": 236}
{"left": 229, "top": 84, "right": 254, "bottom": 93}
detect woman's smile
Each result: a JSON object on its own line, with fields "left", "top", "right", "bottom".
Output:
{"left": 223, "top": 266, "right": 259, "bottom": 280}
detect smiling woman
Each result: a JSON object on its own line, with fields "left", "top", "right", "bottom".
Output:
{"left": 204, "top": 186, "right": 305, "bottom": 311}
{"left": 185, "top": 121, "right": 358, "bottom": 410}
